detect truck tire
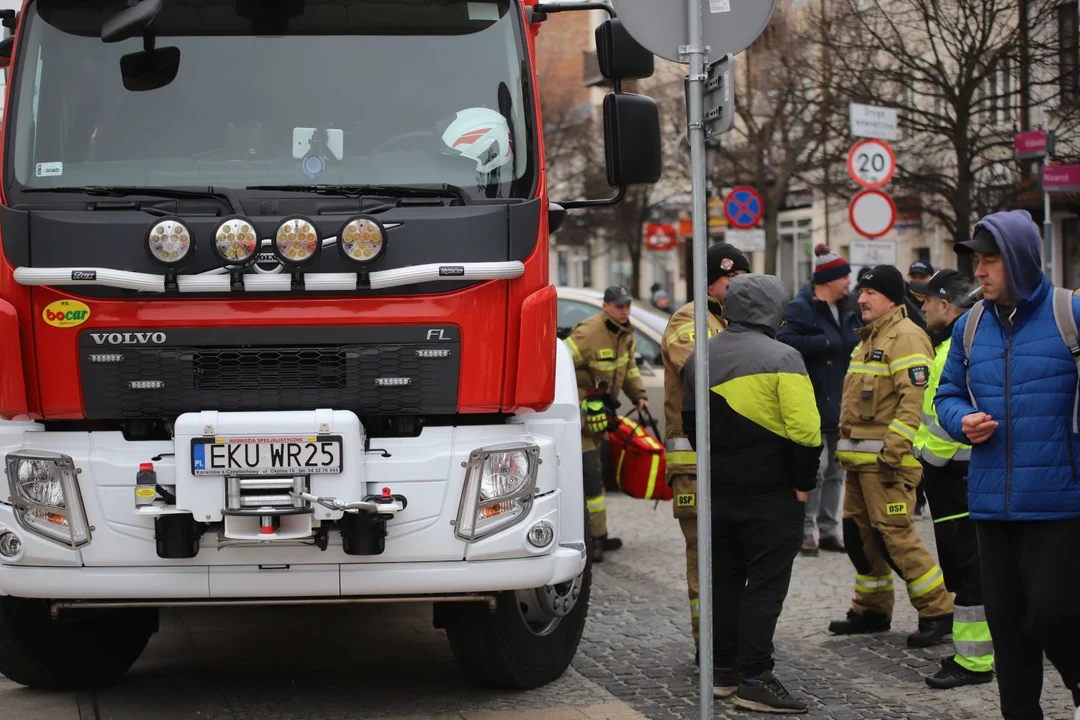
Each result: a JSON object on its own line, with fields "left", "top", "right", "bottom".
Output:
{"left": 442, "top": 517, "right": 593, "bottom": 690}
{"left": 0, "top": 597, "right": 156, "bottom": 690}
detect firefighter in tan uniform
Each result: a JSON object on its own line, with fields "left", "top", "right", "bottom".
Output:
{"left": 828, "top": 265, "right": 955, "bottom": 648}
{"left": 661, "top": 243, "right": 749, "bottom": 663}
{"left": 565, "top": 284, "right": 649, "bottom": 563}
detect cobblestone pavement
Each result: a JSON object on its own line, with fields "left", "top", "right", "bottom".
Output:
{"left": 585, "top": 493, "right": 1076, "bottom": 720}
{"left": 0, "top": 493, "right": 1075, "bottom": 719}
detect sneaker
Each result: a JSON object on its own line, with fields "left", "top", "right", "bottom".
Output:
{"left": 713, "top": 666, "right": 739, "bottom": 699}
{"left": 799, "top": 534, "right": 819, "bottom": 556}
{"left": 733, "top": 671, "right": 808, "bottom": 714}
{"left": 925, "top": 656, "right": 993, "bottom": 689}
{"left": 907, "top": 614, "right": 953, "bottom": 648}
{"left": 818, "top": 534, "right": 846, "bottom": 553}
{"left": 828, "top": 610, "right": 890, "bottom": 635}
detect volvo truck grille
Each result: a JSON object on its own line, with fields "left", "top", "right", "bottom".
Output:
{"left": 78, "top": 326, "right": 461, "bottom": 419}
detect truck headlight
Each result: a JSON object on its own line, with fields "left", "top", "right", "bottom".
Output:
{"left": 4, "top": 451, "right": 91, "bottom": 548}
{"left": 455, "top": 443, "right": 539, "bottom": 542}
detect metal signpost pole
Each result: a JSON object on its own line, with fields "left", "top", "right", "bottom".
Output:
{"left": 683, "top": 1, "right": 713, "bottom": 718}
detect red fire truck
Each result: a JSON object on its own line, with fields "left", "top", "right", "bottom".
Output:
{"left": 0, "top": 0, "right": 660, "bottom": 691}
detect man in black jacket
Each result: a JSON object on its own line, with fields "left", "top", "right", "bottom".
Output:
{"left": 684, "top": 273, "right": 821, "bottom": 714}
{"left": 779, "top": 244, "right": 862, "bottom": 556}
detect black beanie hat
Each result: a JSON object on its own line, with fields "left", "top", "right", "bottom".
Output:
{"left": 856, "top": 265, "right": 906, "bottom": 306}
{"left": 707, "top": 243, "right": 751, "bottom": 284}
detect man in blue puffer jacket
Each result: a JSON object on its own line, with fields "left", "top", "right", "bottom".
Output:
{"left": 935, "top": 209, "right": 1080, "bottom": 720}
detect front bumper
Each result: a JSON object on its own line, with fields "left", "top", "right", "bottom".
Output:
{"left": 0, "top": 408, "right": 586, "bottom": 601}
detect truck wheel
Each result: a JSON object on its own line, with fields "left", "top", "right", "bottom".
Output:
{"left": 442, "top": 525, "right": 593, "bottom": 689}
{"left": 0, "top": 597, "right": 156, "bottom": 690}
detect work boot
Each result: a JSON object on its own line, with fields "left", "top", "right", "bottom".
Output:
{"left": 818, "top": 534, "right": 846, "bottom": 553}
{"left": 828, "top": 610, "right": 890, "bottom": 635}
{"left": 799, "top": 534, "right": 819, "bottom": 556}
{"left": 713, "top": 666, "right": 739, "bottom": 699}
{"left": 591, "top": 538, "right": 604, "bottom": 563}
{"left": 907, "top": 614, "right": 953, "bottom": 648}
{"left": 732, "top": 671, "right": 808, "bottom": 714}
{"left": 599, "top": 535, "right": 622, "bottom": 551}
{"left": 925, "top": 656, "right": 993, "bottom": 689}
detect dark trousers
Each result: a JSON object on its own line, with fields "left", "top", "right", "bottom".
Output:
{"left": 977, "top": 518, "right": 1080, "bottom": 719}
{"left": 712, "top": 485, "right": 804, "bottom": 679}
{"left": 922, "top": 461, "right": 981, "bottom": 606}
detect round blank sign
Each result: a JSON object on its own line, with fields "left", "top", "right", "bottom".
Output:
{"left": 611, "top": 0, "right": 779, "bottom": 64}
{"left": 849, "top": 189, "right": 896, "bottom": 239}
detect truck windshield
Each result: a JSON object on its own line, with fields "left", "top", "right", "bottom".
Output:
{"left": 5, "top": 0, "right": 536, "bottom": 200}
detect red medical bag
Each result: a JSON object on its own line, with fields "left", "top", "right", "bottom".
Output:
{"left": 607, "top": 408, "right": 670, "bottom": 501}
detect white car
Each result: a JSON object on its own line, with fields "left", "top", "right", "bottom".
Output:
{"left": 555, "top": 286, "right": 669, "bottom": 437}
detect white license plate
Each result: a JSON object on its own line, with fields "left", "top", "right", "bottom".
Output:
{"left": 191, "top": 435, "right": 343, "bottom": 476}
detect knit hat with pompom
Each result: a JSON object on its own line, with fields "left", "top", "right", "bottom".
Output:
{"left": 813, "top": 243, "right": 851, "bottom": 285}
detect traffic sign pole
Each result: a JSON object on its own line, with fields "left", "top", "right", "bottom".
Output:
{"left": 682, "top": 3, "right": 715, "bottom": 718}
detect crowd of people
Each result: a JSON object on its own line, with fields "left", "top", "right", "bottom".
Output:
{"left": 563, "top": 208, "right": 1080, "bottom": 718}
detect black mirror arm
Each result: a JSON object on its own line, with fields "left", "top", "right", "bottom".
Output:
{"left": 558, "top": 186, "right": 626, "bottom": 211}
{"left": 531, "top": 3, "right": 622, "bottom": 93}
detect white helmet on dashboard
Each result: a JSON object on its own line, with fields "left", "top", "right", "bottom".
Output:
{"left": 440, "top": 108, "right": 514, "bottom": 174}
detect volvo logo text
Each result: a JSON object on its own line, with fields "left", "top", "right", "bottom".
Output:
{"left": 91, "top": 332, "right": 167, "bottom": 345}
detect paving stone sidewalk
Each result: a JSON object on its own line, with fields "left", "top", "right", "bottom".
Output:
{"left": 576, "top": 493, "right": 1076, "bottom": 720}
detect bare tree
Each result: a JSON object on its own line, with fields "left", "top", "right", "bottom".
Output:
{"left": 711, "top": 8, "right": 840, "bottom": 275}
{"left": 814, "top": 0, "right": 1079, "bottom": 263}
{"left": 542, "top": 72, "right": 693, "bottom": 296}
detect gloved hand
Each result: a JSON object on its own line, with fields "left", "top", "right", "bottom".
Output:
{"left": 582, "top": 390, "right": 616, "bottom": 434}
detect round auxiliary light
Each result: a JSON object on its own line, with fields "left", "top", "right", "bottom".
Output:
{"left": 273, "top": 216, "right": 322, "bottom": 266}
{"left": 338, "top": 215, "right": 387, "bottom": 266}
{"left": 146, "top": 218, "right": 194, "bottom": 267}
{"left": 213, "top": 216, "right": 261, "bottom": 267}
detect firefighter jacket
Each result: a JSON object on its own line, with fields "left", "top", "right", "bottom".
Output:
{"left": 913, "top": 328, "right": 971, "bottom": 467}
{"left": 661, "top": 298, "right": 727, "bottom": 472}
{"left": 681, "top": 274, "right": 822, "bottom": 492}
{"left": 565, "top": 311, "right": 648, "bottom": 452}
{"left": 837, "top": 305, "right": 933, "bottom": 471}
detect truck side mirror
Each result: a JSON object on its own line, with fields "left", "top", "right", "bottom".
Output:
{"left": 0, "top": 36, "right": 12, "bottom": 69}
{"left": 603, "top": 92, "right": 662, "bottom": 187}
{"left": 595, "top": 18, "right": 654, "bottom": 80}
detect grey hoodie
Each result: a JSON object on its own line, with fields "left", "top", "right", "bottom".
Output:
{"left": 682, "top": 274, "right": 823, "bottom": 492}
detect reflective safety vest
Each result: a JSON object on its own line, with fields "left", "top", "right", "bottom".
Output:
{"left": 913, "top": 336, "right": 972, "bottom": 466}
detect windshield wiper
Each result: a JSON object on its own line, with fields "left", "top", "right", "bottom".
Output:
{"left": 246, "top": 183, "right": 469, "bottom": 204}
{"left": 24, "top": 186, "right": 243, "bottom": 214}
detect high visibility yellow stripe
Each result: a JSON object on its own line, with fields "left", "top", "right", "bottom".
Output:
{"left": 855, "top": 573, "right": 894, "bottom": 593}
{"left": 565, "top": 338, "right": 583, "bottom": 364}
{"left": 907, "top": 565, "right": 945, "bottom": 598}
{"left": 645, "top": 454, "right": 660, "bottom": 498}
{"left": 615, "top": 449, "right": 626, "bottom": 486}
{"left": 668, "top": 450, "right": 696, "bottom": 465}
{"left": 587, "top": 495, "right": 606, "bottom": 513}
{"left": 889, "top": 354, "right": 932, "bottom": 373}
{"left": 626, "top": 367, "right": 641, "bottom": 379}
{"left": 690, "top": 598, "right": 700, "bottom": 618}
{"left": 849, "top": 362, "right": 890, "bottom": 376}
{"left": 888, "top": 419, "right": 917, "bottom": 442}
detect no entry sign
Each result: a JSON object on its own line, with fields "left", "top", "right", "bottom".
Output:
{"left": 848, "top": 138, "right": 896, "bottom": 189}
{"left": 723, "top": 186, "right": 764, "bottom": 229}
{"left": 849, "top": 189, "right": 896, "bottom": 239}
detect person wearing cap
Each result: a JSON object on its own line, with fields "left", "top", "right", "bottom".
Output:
{"left": 779, "top": 244, "right": 861, "bottom": 557}
{"left": 565, "top": 283, "right": 649, "bottom": 563}
{"left": 905, "top": 260, "right": 934, "bottom": 332}
{"left": 935, "top": 210, "right": 1080, "bottom": 718}
{"left": 682, "top": 273, "right": 821, "bottom": 713}
{"left": 660, "top": 242, "right": 750, "bottom": 663}
{"left": 651, "top": 288, "right": 673, "bottom": 314}
{"left": 909, "top": 269, "right": 995, "bottom": 689}
{"left": 828, "top": 264, "right": 955, "bottom": 648}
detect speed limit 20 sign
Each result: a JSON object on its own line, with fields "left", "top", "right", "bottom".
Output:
{"left": 848, "top": 138, "right": 896, "bottom": 189}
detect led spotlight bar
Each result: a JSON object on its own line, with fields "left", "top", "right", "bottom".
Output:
{"left": 146, "top": 218, "right": 193, "bottom": 268}
{"left": 274, "top": 216, "right": 322, "bottom": 267}
{"left": 338, "top": 215, "right": 387, "bottom": 266}
{"left": 213, "top": 216, "right": 260, "bottom": 267}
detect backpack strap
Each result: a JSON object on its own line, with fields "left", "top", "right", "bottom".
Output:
{"left": 962, "top": 302, "right": 986, "bottom": 410}
{"left": 1051, "top": 287, "right": 1080, "bottom": 434}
